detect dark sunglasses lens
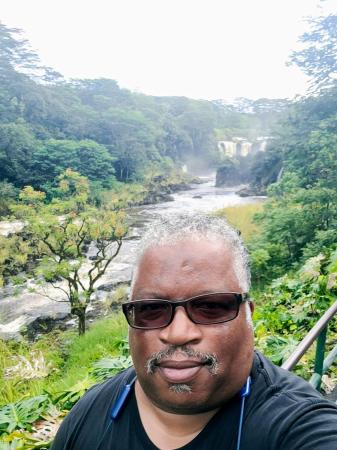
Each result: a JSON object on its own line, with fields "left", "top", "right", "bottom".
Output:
{"left": 124, "top": 301, "right": 171, "bottom": 328}
{"left": 189, "top": 293, "right": 239, "bottom": 324}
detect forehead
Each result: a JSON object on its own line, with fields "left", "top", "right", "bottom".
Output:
{"left": 132, "top": 237, "right": 241, "bottom": 299}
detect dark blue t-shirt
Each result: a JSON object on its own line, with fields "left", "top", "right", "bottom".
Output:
{"left": 51, "top": 352, "right": 337, "bottom": 450}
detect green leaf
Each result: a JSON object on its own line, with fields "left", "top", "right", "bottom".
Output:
{"left": 91, "top": 355, "right": 133, "bottom": 381}
{"left": 0, "top": 396, "right": 50, "bottom": 434}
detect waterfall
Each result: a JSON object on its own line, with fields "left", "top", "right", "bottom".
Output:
{"left": 258, "top": 140, "right": 267, "bottom": 152}
{"left": 218, "top": 141, "right": 237, "bottom": 157}
{"left": 277, "top": 166, "right": 283, "bottom": 181}
{"left": 217, "top": 137, "right": 270, "bottom": 157}
{"left": 238, "top": 142, "right": 252, "bottom": 157}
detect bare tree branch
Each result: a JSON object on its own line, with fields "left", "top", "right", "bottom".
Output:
{"left": 36, "top": 284, "right": 70, "bottom": 303}
{"left": 90, "top": 239, "right": 123, "bottom": 286}
{"left": 50, "top": 282, "right": 71, "bottom": 300}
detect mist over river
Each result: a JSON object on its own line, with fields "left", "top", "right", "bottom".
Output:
{"left": 0, "top": 176, "right": 263, "bottom": 340}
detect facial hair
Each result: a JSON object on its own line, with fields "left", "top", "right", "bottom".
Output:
{"left": 145, "top": 344, "right": 220, "bottom": 393}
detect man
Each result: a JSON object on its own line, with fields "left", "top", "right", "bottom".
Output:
{"left": 52, "top": 213, "right": 337, "bottom": 449}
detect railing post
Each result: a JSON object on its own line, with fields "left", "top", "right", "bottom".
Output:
{"left": 313, "top": 326, "right": 328, "bottom": 390}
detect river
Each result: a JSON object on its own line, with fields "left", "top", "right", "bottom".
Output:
{"left": 0, "top": 177, "right": 263, "bottom": 339}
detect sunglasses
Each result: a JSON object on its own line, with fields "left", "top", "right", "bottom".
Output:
{"left": 122, "top": 292, "right": 249, "bottom": 330}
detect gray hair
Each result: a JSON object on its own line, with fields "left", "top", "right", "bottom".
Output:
{"left": 131, "top": 213, "right": 251, "bottom": 293}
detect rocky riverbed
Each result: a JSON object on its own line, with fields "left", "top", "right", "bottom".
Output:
{"left": 0, "top": 177, "right": 263, "bottom": 340}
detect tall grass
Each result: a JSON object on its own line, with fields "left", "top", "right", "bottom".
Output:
{"left": 215, "top": 203, "right": 263, "bottom": 242}
{"left": 48, "top": 313, "right": 128, "bottom": 394}
{"left": 0, "top": 313, "right": 128, "bottom": 405}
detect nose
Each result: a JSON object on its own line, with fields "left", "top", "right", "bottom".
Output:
{"left": 158, "top": 305, "right": 203, "bottom": 346}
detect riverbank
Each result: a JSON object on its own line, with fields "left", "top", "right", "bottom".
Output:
{"left": 215, "top": 203, "right": 264, "bottom": 241}
{"left": 0, "top": 179, "right": 263, "bottom": 341}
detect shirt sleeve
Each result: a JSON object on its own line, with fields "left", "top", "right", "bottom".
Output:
{"left": 277, "top": 398, "right": 337, "bottom": 450}
{"left": 242, "top": 392, "right": 337, "bottom": 450}
{"left": 50, "top": 412, "right": 72, "bottom": 450}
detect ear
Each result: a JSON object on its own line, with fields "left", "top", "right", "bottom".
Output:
{"left": 248, "top": 300, "right": 255, "bottom": 316}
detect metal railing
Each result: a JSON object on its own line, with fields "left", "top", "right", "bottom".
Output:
{"left": 281, "top": 300, "right": 337, "bottom": 390}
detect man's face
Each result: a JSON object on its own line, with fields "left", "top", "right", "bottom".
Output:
{"left": 129, "top": 237, "right": 254, "bottom": 414}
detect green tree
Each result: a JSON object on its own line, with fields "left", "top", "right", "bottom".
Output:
{"left": 0, "top": 181, "right": 18, "bottom": 217}
{"left": 285, "top": 115, "right": 337, "bottom": 189}
{"left": 98, "top": 108, "right": 161, "bottom": 181}
{"left": 176, "top": 102, "right": 217, "bottom": 165}
{"left": 160, "top": 120, "right": 193, "bottom": 162}
{"left": 10, "top": 184, "right": 46, "bottom": 219}
{"left": 13, "top": 171, "right": 128, "bottom": 335}
{"left": 30, "top": 139, "right": 116, "bottom": 189}
{"left": 0, "top": 122, "right": 36, "bottom": 185}
{"left": 254, "top": 251, "right": 337, "bottom": 368}
{"left": 0, "top": 235, "right": 30, "bottom": 287}
{"left": 290, "top": 14, "right": 337, "bottom": 90}
{"left": 0, "top": 22, "right": 39, "bottom": 79}
{"left": 251, "top": 181, "right": 337, "bottom": 282}
{"left": 33, "top": 208, "right": 127, "bottom": 335}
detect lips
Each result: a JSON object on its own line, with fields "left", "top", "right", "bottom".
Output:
{"left": 157, "top": 360, "right": 205, "bottom": 384}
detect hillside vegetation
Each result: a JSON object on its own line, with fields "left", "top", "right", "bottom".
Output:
{"left": 0, "top": 22, "right": 284, "bottom": 204}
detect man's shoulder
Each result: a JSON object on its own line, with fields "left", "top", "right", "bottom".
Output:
{"left": 74, "top": 366, "right": 136, "bottom": 412}
{"left": 59, "top": 367, "right": 136, "bottom": 430}
{"left": 252, "top": 350, "right": 328, "bottom": 403}
{"left": 241, "top": 351, "right": 337, "bottom": 449}
{"left": 248, "top": 350, "right": 337, "bottom": 423}
{"left": 51, "top": 367, "right": 137, "bottom": 450}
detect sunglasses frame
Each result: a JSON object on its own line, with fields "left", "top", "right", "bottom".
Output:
{"left": 122, "top": 292, "right": 250, "bottom": 330}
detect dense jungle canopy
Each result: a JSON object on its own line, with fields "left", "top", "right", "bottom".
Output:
{"left": 0, "top": 22, "right": 287, "bottom": 199}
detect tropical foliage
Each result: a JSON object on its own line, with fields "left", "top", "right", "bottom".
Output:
{"left": 255, "top": 252, "right": 337, "bottom": 371}
{"left": 0, "top": 314, "right": 129, "bottom": 448}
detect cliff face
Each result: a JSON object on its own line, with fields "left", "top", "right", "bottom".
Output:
{"left": 215, "top": 164, "right": 267, "bottom": 196}
{"left": 215, "top": 164, "right": 243, "bottom": 187}
{"left": 215, "top": 158, "right": 250, "bottom": 187}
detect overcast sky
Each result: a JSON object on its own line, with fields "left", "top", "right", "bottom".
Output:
{"left": 1, "top": 0, "right": 337, "bottom": 101}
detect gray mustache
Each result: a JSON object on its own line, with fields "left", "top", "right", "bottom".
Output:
{"left": 146, "top": 345, "right": 219, "bottom": 375}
